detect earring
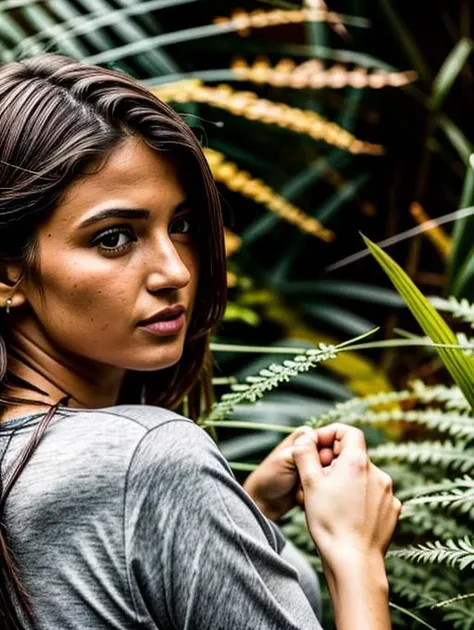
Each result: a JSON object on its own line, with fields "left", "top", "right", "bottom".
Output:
{"left": 5, "top": 297, "right": 12, "bottom": 315}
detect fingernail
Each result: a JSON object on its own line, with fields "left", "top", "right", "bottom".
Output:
{"left": 294, "top": 435, "right": 313, "bottom": 447}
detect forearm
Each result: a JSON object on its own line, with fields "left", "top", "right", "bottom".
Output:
{"left": 324, "top": 554, "right": 391, "bottom": 630}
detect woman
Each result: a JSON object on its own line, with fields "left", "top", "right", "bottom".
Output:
{"left": 0, "top": 54, "right": 400, "bottom": 629}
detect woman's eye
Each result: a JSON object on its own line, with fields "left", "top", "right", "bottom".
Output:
{"left": 170, "top": 215, "right": 192, "bottom": 235}
{"left": 92, "top": 227, "right": 136, "bottom": 255}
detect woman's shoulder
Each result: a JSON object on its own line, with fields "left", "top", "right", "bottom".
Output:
{"left": 53, "top": 403, "right": 197, "bottom": 444}
{"left": 8, "top": 405, "right": 222, "bottom": 508}
{"left": 101, "top": 403, "right": 196, "bottom": 433}
{"left": 52, "top": 404, "right": 220, "bottom": 471}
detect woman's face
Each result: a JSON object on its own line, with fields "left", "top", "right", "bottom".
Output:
{"left": 18, "top": 137, "right": 199, "bottom": 374}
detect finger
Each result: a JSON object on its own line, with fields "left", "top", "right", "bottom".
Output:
{"left": 274, "top": 445, "right": 299, "bottom": 470}
{"left": 292, "top": 434, "right": 323, "bottom": 488}
{"left": 316, "top": 423, "right": 366, "bottom": 453}
{"left": 318, "top": 447, "right": 334, "bottom": 467}
{"left": 334, "top": 426, "right": 367, "bottom": 457}
{"left": 273, "top": 426, "right": 316, "bottom": 454}
{"left": 291, "top": 426, "right": 317, "bottom": 444}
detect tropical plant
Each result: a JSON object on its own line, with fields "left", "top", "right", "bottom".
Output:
{"left": 202, "top": 238, "right": 474, "bottom": 629}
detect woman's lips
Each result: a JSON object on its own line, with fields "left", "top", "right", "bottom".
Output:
{"left": 138, "top": 312, "right": 185, "bottom": 336}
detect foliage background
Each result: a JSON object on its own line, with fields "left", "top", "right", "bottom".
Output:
{"left": 1, "top": 0, "right": 474, "bottom": 627}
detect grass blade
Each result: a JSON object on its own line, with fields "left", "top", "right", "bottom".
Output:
{"left": 448, "top": 157, "right": 474, "bottom": 295}
{"left": 362, "top": 235, "right": 474, "bottom": 410}
{"left": 433, "top": 38, "right": 473, "bottom": 108}
{"left": 438, "top": 115, "right": 472, "bottom": 164}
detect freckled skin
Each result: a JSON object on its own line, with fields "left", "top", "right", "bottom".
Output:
{"left": 8, "top": 137, "right": 199, "bottom": 401}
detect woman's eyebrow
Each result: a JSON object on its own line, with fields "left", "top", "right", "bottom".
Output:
{"left": 78, "top": 208, "right": 149, "bottom": 229}
{"left": 77, "top": 200, "right": 189, "bottom": 230}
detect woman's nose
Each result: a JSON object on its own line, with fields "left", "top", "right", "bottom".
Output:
{"left": 145, "top": 237, "right": 192, "bottom": 293}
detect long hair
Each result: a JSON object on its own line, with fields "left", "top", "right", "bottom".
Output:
{"left": 0, "top": 54, "right": 227, "bottom": 629}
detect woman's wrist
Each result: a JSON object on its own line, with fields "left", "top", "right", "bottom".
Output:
{"left": 323, "top": 549, "right": 389, "bottom": 595}
{"left": 322, "top": 552, "right": 391, "bottom": 630}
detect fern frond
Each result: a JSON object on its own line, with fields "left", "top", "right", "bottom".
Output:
{"left": 389, "top": 538, "right": 474, "bottom": 571}
{"left": 310, "top": 380, "right": 469, "bottom": 428}
{"left": 203, "top": 343, "right": 338, "bottom": 423}
{"left": 387, "top": 557, "right": 460, "bottom": 619}
{"left": 402, "top": 506, "right": 472, "bottom": 539}
{"left": 204, "top": 148, "right": 333, "bottom": 241}
{"left": 380, "top": 465, "right": 430, "bottom": 495}
{"left": 310, "top": 388, "right": 414, "bottom": 426}
{"left": 398, "top": 475, "right": 474, "bottom": 500}
{"left": 443, "top": 603, "right": 474, "bottom": 630}
{"left": 410, "top": 381, "right": 469, "bottom": 411}
{"left": 231, "top": 57, "right": 417, "bottom": 90}
{"left": 429, "top": 591, "right": 474, "bottom": 609}
{"left": 388, "top": 601, "right": 442, "bottom": 630}
{"left": 152, "top": 81, "right": 383, "bottom": 154}
{"left": 341, "top": 408, "right": 474, "bottom": 440}
{"left": 403, "top": 488, "right": 474, "bottom": 521}
{"left": 279, "top": 507, "right": 317, "bottom": 558}
{"left": 429, "top": 296, "right": 474, "bottom": 328}
{"left": 369, "top": 441, "right": 474, "bottom": 473}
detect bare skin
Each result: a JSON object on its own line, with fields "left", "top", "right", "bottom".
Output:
{"left": 0, "top": 136, "right": 198, "bottom": 420}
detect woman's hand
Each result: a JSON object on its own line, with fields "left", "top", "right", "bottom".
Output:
{"left": 242, "top": 426, "right": 317, "bottom": 522}
{"left": 292, "top": 423, "right": 401, "bottom": 572}
{"left": 243, "top": 423, "right": 400, "bottom": 629}
{"left": 242, "top": 423, "right": 354, "bottom": 521}
{"left": 291, "top": 423, "right": 401, "bottom": 630}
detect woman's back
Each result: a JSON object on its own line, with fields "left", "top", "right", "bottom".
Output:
{"left": 1, "top": 405, "right": 322, "bottom": 629}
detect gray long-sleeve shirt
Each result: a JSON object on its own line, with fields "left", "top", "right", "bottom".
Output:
{"left": 0, "top": 404, "right": 323, "bottom": 629}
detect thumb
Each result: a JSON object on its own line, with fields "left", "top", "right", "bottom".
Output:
{"left": 292, "top": 434, "right": 323, "bottom": 490}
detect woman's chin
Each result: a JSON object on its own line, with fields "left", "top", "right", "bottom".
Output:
{"left": 127, "top": 343, "right": 184, "bottom": 372}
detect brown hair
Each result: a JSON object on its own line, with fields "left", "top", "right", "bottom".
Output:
{"left": 0, "top": 54, "right": 226, "bottom": 629}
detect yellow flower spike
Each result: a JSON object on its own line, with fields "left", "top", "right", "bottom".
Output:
{"left": 249, "top": 57, "right": 271, "bottom": 83}
{"left": 215, "top": 7, "right": 346, "bottom": 32}
{"left": 274, "top": 58, "right": 296, "bottom": 73}
{"left": 202, "top": 148, "right": 224, "bottom": 170}
{"left": 225, "top": 172, "right": 251, "bottom": 191}
{"left": 387, "top": 70, "right": 418, "bottom": 87}
{"left": 203, "top": 148, "right": 334, "bottom": 241}
{"left": 224, "top": 228, "right": 242, "bottom": 258}
{"left": 226, "top": 271, "right": 238, "bottom": 288}
{"left": 152, "top": 81, "right": 383, "bottom": 155}
{"left": 231, "top": 58, "right": 248, "bottom": 73}
{"left": 348, "top": 68, "right": 369, "bottom": 89}
{"left": 215, "top": 163, "right": 238, "bottom": 180}
{"left": 327, "top": 64, "right": 347, "bottom": 88}
{"left": 230, "top": 9, "right": 251, "bottom": 33}
{"left": 368, "top": 73, "right": 387, "bottom": 89}
{"left": 229, "top": 58, "right": 417, "bottom": 91}
{"left": 266, "top": 10, "right": 288, "bottom": 26}
{"left": 409, "top": 202, "right": 452, "bottom": 261}
{"left": 249, "top": 10, "right": 271, "bottom": 28}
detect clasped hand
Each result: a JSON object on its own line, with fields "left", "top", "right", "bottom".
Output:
{"left": 242, "top": 425, "right": 320, "bottom": 522}
{"left": 243, "top": 423, "right": 401, "bottom": 565}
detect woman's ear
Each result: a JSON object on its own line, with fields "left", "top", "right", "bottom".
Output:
{"left": 0, "top": 264, "right": 27, "bottom": 311}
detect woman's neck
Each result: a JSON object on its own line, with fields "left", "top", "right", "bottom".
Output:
{"left": 0, "top": 318, "right": 126, "bottom": 421}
